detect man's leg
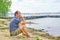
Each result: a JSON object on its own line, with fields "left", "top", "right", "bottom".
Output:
{"left": 10, "top": 28, "right": 22, "bottom": 36}
{"left": 20, "top": 25, "right": 30, "bottom": 37}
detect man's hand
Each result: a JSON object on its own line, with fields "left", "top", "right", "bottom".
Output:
{"left": 19, "top": 14, "right": 26, "bottom": 24}
{"left": 21, "top": 16, "right": 26, "bottom": 24}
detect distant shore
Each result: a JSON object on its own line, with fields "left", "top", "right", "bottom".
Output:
{"left": 0, "top": 15, "right": 60, "bottom": 20}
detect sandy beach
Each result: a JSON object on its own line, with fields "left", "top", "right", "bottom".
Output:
{"left": 0, "top": 19, "right": 60, "bottom": 40}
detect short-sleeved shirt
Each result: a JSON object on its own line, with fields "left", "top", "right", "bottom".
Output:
{"left": 10, "top": 17, "right": 22, "bottom": 32}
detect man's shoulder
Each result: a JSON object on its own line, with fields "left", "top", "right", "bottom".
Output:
{"left": 12, "top": 17, "right": 21, "bottom": 22}
{"left": 11, "top": 17, "right": 16, "bottom": 22}
{"left": 12, "top": 17, "right": 17, "bottom": 20}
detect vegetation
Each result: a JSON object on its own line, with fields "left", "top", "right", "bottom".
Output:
{"left": 0, "top": 0, "right": 12, "bottom": 16}
{"left": 0, "top": 27, "right": 8, "bottom": 30}
{"left": 36, "top": 37, "right": 42, "bottom": 40}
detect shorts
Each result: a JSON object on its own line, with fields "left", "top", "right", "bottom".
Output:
{"left": 10, "top": 28, "right": 22, "bottom": 36}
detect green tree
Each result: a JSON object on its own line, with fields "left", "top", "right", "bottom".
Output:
{"left": 0, "top": 0, "right": 12, "bottom": 16}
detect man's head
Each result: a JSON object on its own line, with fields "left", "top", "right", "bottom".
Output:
{"left": 14, "top": 11, "right": 21, "bottom": 18}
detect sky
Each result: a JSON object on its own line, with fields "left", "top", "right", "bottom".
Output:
{"left": 10, "top": 0, "right": 60, "bottom": 13}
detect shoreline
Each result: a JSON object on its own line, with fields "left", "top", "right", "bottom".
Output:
{"left": 0, "top": 27, "right": 60, "bottom": 40}
{"left": 27, "top": 27, "right": 60, "bottom": 40}
{"left": 0, "top": 19, "right": 60, "bottom": 40}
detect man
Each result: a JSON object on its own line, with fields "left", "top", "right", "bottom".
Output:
{"left": 10, "top": 11, "right": 30, "bottom": 37}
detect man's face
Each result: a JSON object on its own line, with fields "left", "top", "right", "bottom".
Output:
{"left": 16, "top": 11, "right": 21, "bottom": 17}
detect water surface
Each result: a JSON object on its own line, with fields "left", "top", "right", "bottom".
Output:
{"left": 26, "top": 18, "right": 60, "bottom": 36}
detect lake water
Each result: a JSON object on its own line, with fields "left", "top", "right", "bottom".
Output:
{"left": 26, "top": 17, "right": 60, "bottom": 36}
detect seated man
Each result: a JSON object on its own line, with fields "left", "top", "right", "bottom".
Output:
{"left": 9, "top": 11, "right": 30, "bottom": 37}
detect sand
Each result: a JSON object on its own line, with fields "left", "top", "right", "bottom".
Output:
{"left": 0, "top": 19, "right": 60, "bottom": 40}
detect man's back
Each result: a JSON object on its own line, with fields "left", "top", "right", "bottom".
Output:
{"left": 10, "top": 17, "right": 21, "bottom": 32}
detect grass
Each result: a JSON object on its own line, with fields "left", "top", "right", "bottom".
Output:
{"left": 0, "top": 27, "right": 9, "bottom": 30}
{"left": 36, "top": 37, "right": 42, "bottom": 40}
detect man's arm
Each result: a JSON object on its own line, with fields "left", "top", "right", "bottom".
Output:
{"left": 20, "top": 15, "right": 26, "bottom": 24}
